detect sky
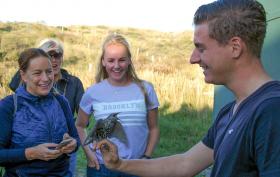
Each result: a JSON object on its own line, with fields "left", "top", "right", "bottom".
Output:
{"left": 0, "top": 0, "right": 214, "bottom": 32}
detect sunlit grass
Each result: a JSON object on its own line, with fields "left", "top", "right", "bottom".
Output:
{"left": 0, "top": 22, "right": 213, "bottom": 177}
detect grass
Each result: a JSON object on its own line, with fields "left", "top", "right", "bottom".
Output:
{"left": 154, "top": 103, "right": 212, "bottom": 157}
{"left": 0, "top": 22, "right": 214, "bottom": 177}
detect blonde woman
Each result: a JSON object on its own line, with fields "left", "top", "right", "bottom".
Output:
{"left": 76, "top": 34, "right": 160, "bottom": 177}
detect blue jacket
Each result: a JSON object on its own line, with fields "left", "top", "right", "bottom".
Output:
{"left": 0, "top": 85, "right": 80, "bottom": 176}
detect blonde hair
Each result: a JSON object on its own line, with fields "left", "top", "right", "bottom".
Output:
{"left": 95, "top": 33, "right": 150, "bottom": 107}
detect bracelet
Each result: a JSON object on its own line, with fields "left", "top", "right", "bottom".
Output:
{"left": 141, "top": 155, "right": 151, "bottom": 159}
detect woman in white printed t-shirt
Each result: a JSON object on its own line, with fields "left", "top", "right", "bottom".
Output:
{"left": 76, "top": 33, "right": 160, "bottom": 177}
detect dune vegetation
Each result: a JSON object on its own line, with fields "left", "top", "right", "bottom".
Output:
{"left": 0, "top": 22, "right": 213, "bottom": 176}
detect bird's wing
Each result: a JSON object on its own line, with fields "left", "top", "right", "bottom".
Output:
{"left": 110, "top": 121, "right": 128, "bottom": 147}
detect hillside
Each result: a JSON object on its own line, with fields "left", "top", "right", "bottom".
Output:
{"left": 0, "top": 22, "right": 213, "bottom": 176}
{"left": 0, "top": 22, "right": 212, "bottom": 111}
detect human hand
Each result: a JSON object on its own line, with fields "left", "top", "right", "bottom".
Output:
{"left": 94, "top": 139, "right": 122, "bottom": 170}
{"left": 57, "top": 133, "right": 77, "bottom": 154}
{"left": 25, "top": 143, "right": 62, "bottom": 161}
{"left": 86, "top": 151, "right": 100, "bottom": 170}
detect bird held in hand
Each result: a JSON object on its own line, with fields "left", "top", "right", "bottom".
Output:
{"left": 83, "top": 113, "right": 128, "bottom": 146}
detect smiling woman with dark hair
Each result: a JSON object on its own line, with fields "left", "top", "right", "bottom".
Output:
{"left": 8, "top": 39, "right": 84, "bottom": 176}
{"left": 0, "top": 48, "right": 80, "bottom": 177}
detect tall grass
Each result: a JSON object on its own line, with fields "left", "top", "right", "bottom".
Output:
{"left": 0, "top": 22, "right": 213, "bottom": 177}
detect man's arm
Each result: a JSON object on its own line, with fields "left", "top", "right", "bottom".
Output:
{"left": 97, "top": 140, "right": 214, "bottom": 177}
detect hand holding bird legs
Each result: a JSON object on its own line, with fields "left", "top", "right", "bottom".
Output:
{"left": 94, "top": 139, "right": 122, "bottom": 170}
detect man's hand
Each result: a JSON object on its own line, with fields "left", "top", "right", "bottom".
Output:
{"left": 94, "top": 139, "right": 122, "bottom": 170}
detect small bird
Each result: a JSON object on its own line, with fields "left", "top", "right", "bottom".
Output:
{"left": 83, "top": 112, "right": 128, "bottom": 146}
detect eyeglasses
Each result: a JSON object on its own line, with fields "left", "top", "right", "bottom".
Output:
{"left": 48, "top": 52, "right": 63, "bottom": 60}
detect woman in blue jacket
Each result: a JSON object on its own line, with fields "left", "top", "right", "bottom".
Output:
{"left": 0, "top": 48, "right": 80, "bottom": 177}
{"left": 9, "top": 38, "right": 85, "bottom": 176}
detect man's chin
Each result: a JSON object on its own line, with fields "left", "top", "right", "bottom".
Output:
{"left": 204, "top": 78, "right": 215, "bottom": 84}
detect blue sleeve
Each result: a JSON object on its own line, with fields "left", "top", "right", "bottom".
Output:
{"left": 254, "top": 98, "right": 280, "bottom": 176}
{"left": 202, "top": 113, "right": 221, "bottom": 149}
{"left": 0, "top": 96, "right": 27, "bottom": 165}
{"left": 202, "top": 103, "right": 233, "bottom": 149}
{"left": 202, "top": 124, "right": 215, "bottom": 149}
{"left": 56, "top": 95, "right": 81, "bottom": 152}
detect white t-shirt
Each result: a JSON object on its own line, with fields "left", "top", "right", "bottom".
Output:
{"left": 80, "top": 79, "right": 159, "bottom": 163}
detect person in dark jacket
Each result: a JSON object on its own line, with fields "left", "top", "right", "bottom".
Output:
{"left": 0, "top": 48, "right": 80, "bottom": 177}
{"left": 9, "top": 38, "right": 84, "bottom": 175}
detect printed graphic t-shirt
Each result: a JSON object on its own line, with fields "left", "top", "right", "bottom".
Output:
{"left": 80, "top": 79, "right": 159, "bottom": 163}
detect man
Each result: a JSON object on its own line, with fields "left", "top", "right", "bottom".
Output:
{"left": 94, "top": 0, "right": 280, "bottom": 176}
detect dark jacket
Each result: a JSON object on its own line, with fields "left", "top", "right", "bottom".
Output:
{"left": 0, "top": 85, "right": 80, "bottom": 176}
{"left": 9, "top": 69, "right": 84, "bottom": 116}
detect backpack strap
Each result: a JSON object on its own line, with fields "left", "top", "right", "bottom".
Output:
{"left": 13, "top": 94, "right": 17, "bottom": 116}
